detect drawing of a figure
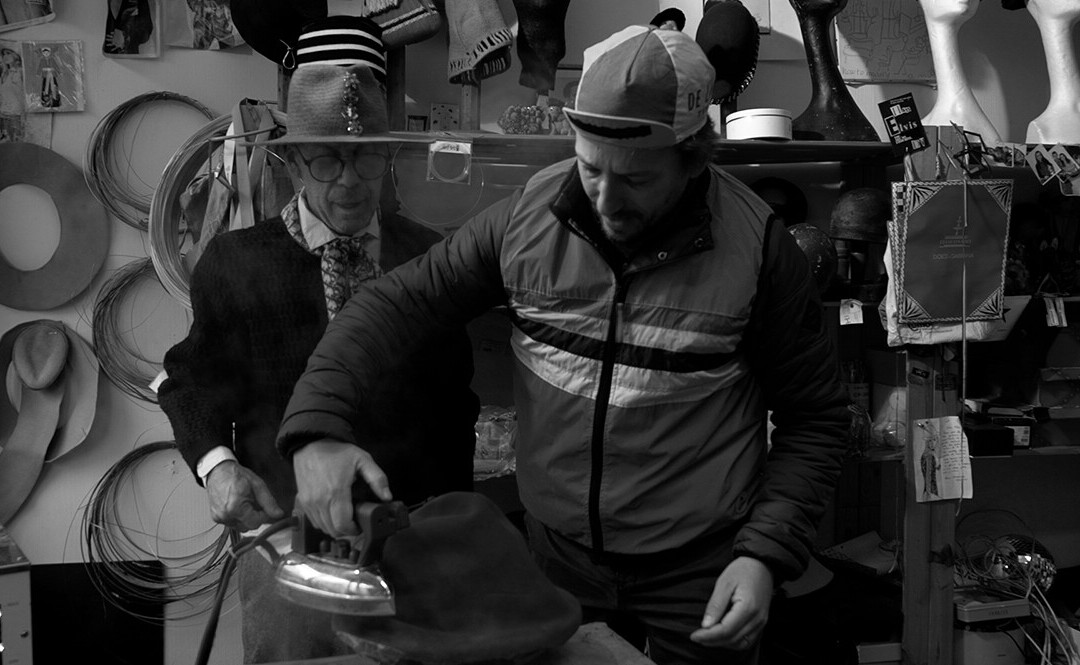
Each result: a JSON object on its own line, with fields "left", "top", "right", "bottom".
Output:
{"left": 920, "top": 422, "right": 940, "bottom": 499}
{"left": 104, "top": 0, "right": 153, "bottom": 55}
{"left": 37, "top": 45, "right": 59, "bottom": 108}
{"left": 0, "top": 45, "right": 22, "bottom": 140}
{"left": 187, "top": 0, "right": 239, "bottom": 49}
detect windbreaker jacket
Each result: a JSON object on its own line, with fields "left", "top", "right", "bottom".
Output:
{"left": 278, "top": 158, "right": 849, "bottom": 581}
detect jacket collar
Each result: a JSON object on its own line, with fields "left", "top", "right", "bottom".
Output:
{"left": 549, "top": 162, "right": 715, "bottom": 268}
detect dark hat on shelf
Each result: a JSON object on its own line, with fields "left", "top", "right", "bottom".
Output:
{"left": 229, "top": 0, "right": 328, "bottom": 69}
{"left": 650, "top": 7, "right": 687, "bottom": 31}
{"left": 512, "top": 0, "right": 572, "bottom": 93}
{"left": 332, "top": 492, "right": 582, "bottom": 663}
{"left": 695, "top": 0, "right": 760, "bottom": 104}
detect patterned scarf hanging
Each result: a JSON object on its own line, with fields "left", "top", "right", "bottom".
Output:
{"left": 282, "top": 194, "right": 383, "bottom": 320}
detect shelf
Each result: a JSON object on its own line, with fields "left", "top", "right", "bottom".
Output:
{"left": 388, "top": 131, "right": 901, "bottom": 168}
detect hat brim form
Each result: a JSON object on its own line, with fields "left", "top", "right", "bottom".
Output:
{"left": 563, "top": 107, "right": 680, "bottom": 148}
{"left": 0, "top": 320, "right": 99, "bottom": 464}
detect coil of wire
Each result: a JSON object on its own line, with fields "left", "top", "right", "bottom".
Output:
{"left": 91, "top": 256, "right": 169, "bottom": 405}
{"left": 81, "top": 440, "right": 233, "bottom": 622}
{"left": 148, "top": 109, "right": 287, "bottom": 309}
{"left": 84, "top": 91, "right": 216, "bottom": 231}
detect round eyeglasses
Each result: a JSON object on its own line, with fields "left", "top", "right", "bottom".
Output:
{"left": 297, "top": 149, "right": 390, "bottom": 182}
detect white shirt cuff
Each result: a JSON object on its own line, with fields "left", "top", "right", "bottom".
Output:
{"left": 196, "top": 446, "right": 238, "bottom": 484}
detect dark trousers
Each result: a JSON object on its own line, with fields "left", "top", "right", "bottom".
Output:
{"left": 525, "top": 513, "right": 760, "bottom": 665}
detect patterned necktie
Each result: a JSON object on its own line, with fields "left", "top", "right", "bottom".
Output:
{"left": 320, "top": 234, "right": 382, "bottom": 320}
{"left": 281, "top": 194, "right": 383, "bottom": 320}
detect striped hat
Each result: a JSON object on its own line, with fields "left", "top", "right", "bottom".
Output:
{"left": 295, "top": 15, "right": 387, "bottom": 85}
{"left": 564, "top": 25, "right": 716, "bottom": 149}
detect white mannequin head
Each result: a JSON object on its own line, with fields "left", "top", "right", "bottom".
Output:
{"left": 918, "top": 0, "right": 979, "bottom": 23}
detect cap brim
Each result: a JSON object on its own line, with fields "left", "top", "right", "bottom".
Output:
{"left": 563, "top": 108, "right": 677, "bottom": 148}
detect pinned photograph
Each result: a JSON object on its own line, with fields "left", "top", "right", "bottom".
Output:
{"left": 1026, "top": 144, "right": 1061, "bottom": 185}
{"left": 103, "top": 0, "right": 161, "bottom": 58}
{"left": 22, "top": 40, "right": 85, "bottom": 113}
{"left": 1048, "top": 143, "right": 1080, "bottom": 180}
{"left": 0, "top": 39, "right": 50, "bottom": 144}
{"left": 164, "top": 0, "right": 243, "bottom": 51}
{"left": 0, "top": 0, "right": 55, "bottom": 34}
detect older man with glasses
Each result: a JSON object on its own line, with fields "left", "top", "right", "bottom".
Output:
{"left": 157, "top": 16, "right": 479, "bottom": 663}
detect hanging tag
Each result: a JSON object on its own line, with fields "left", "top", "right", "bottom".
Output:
{"left": 427, "top": 140, "right": 472, "bottom": 184}
{"left": 839, "top": 299, "right": 864, "bottom": 326}
{"left": 878, "top": 93, "right": 929, "bottom": 154}
{"left": 1045, "top": 296, "right": 1066, "bottom": 327}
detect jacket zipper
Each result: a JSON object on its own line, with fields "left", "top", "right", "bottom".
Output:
{"left": 589, "top": 271, "right": 629, "bottom": 556}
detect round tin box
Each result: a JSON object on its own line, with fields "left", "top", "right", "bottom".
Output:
{"left": 725, "top": 108, "right": 793, "bottom": 140}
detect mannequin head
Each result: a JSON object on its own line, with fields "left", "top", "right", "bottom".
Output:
{"left": 1026, "top": 0, "right": 1080, "bottom": 22}
{"left": 789, "top": 0, "right": 848, "bottom": 20}
{"left": 919, "top": 0, "right": 979, "bottom": 24}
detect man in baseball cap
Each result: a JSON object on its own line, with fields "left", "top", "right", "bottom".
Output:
{"left": 277, "top": 23, "right": 848, "bottom": 665}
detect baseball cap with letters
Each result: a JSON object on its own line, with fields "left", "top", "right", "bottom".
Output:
{"left": 564, "top": 25, "right": 716, "bottom": 149}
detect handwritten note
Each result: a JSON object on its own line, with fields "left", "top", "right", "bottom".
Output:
{"left": 912, "top": 415, "right": 972, "bottom": 502}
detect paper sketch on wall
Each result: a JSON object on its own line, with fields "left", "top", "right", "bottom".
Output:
{"left": 0, "top": 0, "right": 54, "bottom": 34}
{"left": 0, "top": 40, "right": 50, "bottom": 145}
{"left": 835, "top": 0, "right": 934, "bottom": 83}
{"left": 104, "top": 0, "right": 161, "bottom": 58}
{"left": 164, "top": 0, "right": 243, "bottom": 50}
{"left": 21, "top": 40, "right": 85, "bottom": 113}
{"left": 912, "top": 416, "right": 972, "bottom": 502}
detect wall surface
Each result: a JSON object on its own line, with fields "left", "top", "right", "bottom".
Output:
{"left": 0, "top": 1, "right": 1072, "bottom": 664}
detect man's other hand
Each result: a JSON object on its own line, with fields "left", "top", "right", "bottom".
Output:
{"left": 690, "top": 556, "right": 774, "bottom": 651}
{"left": 292, "top": 439, "right": 392, "bottom": 538}
{"left": 205, "top": 460, "right": 285, "bottom": 531}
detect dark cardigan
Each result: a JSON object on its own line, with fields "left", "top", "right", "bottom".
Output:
{"left": 159, "top": 213, "right": 479, "bottom": 514}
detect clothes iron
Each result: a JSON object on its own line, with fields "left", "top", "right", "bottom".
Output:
{"left": 274, "top": 501, "right": 409, "bottom": 616}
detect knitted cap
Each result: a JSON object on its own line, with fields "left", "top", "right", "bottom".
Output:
{"left": 446, "top": 0, "right": 513, "bottom": 85}
{"left": 564, "top": 25, "right": 716, "bottom": 148}
{"left": 295, "top": 15, "right": 387, "bottom": 85}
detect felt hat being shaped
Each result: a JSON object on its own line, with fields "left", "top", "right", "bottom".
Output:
{"left": 332, "top": 492, "right": 582, "bottom": 663}
{"left": 229, "top": 0, "right": 328, "bottom": 69}
{"left": 696, "top": 0, "right": 760, "bottom": 104}
{"left": 565, "top": 25, "right": 716, "bottom": 149}
{"left": 0, "top": 320, "right": 100, "bottom": 525}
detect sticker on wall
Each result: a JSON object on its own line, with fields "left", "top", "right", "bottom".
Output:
{"left": 163, "top": 0, "right": 244, "bottom": 51}
{"left": 0, "top": 0, "right": 55, "bottom": 34}
{"left": 103, "top": 0, "right": 162, "bottom": 59}
{"left": 21, "top": 40, "right": 84, "bottom": 113}
{"left": 0, "top": 40, "right": 50, "bottom": 145}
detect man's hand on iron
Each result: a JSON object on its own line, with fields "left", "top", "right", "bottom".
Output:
{"left": 205, "top": 460, "right": 285, "bottom": 531}
{"left": 689, "top": 556, "right": 774, "bottom": 650}
{"left": 293, "top": 439, "right": 392, "bottom": 538}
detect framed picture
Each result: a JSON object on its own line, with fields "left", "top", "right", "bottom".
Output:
{"left": 0, "top": 0, "right": 55, "bottom": 34}
{"left": 104, "top": 0, "right": 162, "bottom": 58}
{"left": 552, "top": 65, "right": 582, "bottom": 107}
{"left": 407, "top": 114, "right": 428, "bottom": 132}
{"left": 22, "top": 40, "right": 85, "bottom": 113}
